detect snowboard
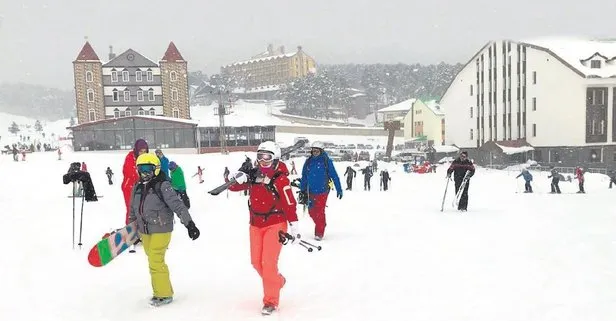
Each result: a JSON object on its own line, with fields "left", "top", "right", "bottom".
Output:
{"left": 87, "top": 221, "right": 139, "bottom": 267}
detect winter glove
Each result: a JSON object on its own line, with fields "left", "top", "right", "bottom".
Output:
{"left": 297, "top": 191, "right": 308, "bottom": 205}
{"left": 186, "top": 221, "right": 200, "bottom": 240}
{"left": 336, "top": 190, "right": 343, "bottom": 199}
{"left": 288, "top": 222, "right": 300, "bottom": 245}
{"left": 233, "top": 171, "right": 248, "bottom": 184}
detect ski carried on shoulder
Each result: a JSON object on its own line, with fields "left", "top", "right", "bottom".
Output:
{"left": 207, "top": 140, "right": 306, "bottom": 196}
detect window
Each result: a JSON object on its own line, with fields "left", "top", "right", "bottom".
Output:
{"left": 114, "top": 109, "right": 120, "bottom": 118}
{"left": 171, "top": 88, "right": 179, "bottom": 101}
{"left": 112, "top": 89, "right": 119, "bottom": 102}
{"left": 172, "top": 108, "right": 180, "bottom": 118}
{"left": 613, "top": 151, "right": 616, "bottom": 162}
{"left": 136, "top": 70, "right": 143, "bottom": 82}
{"left": 591, "top": 60, "right": 601, "bottom": 69}
{"left": 138, "top": 109, "right": 145, "bottom": 116}
{"left": 87, "top": 89, "right": 94, "bottom": 102}
{"left": 532, "top": 71, "right": 536, "bottom": 84}
{"left": 148, "top": 89, "right": 155, "bottom": 101}
{"left": 137, "top": 90, "right": 144, "bottom": 101}
{"left": 149, "top": 108, "right": 156, "bottom": 116}
{"left": 589, "top": 149, "right": 600, "bottom": 162}
{"left": 470, "top": 106, "right": 473, "bottom": 118}
{"left": 470, "top": 85, "right": 473, "bottom": 96}
{"left": 88, "top": 109, "right": 95, "bottom": 122}
{"left": 470, "top": 129, "right": 474, "bottom": 140}
{"left": 125, "top": 110, "right": 131, "bottom": 117}
{"left": 601, "top": 120, "right": 605, "bottom": 134}
{"left": 170, "top": 71, "right": 177, "bottom": 82}
{"left": 147, "top": 69, "right": 153, "bottom": 81}
{"left": 123, "top": 89, "right": 130, "bottom": 102}
{"left": 111, "top": 69, "right": 118, "bottom": 82}
{"left": 532, "top": 97, "right": 536, "bottom": 111}
{"left": 86, "top": 71, "right": 93, "bottom": 82}
{"left": 122, "top": 70, "right": 129, "bottom": 82}
{"left": 532, "top": 124, "right": 537, "bottom": 137}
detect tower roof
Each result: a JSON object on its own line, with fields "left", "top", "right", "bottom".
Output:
{"left": 161, "top": 42, "right": 185, "bottom": 62}
{"left": 74, "top": 42, "right": 100, "bottom": 61}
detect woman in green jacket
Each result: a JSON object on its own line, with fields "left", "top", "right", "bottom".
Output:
{"left": 169, "top": 161, "right": 190, "bottom": 208}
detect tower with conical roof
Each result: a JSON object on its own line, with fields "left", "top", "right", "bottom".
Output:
{"left": 73, "top": 42, "right": 105, "bottom": 124}
{"left": 160, "top": 42, "right": 190, "bottom": 119}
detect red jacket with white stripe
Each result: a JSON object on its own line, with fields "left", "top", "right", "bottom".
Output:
{"left": 228, "top": 161, "right": 298, "bottom": 228}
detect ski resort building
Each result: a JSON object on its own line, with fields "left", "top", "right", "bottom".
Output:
{"left": 377, "top": 99, "right": 446, "bottom": 146}
{"left": 441, "top": 38, "right": 616, "bottom": 168}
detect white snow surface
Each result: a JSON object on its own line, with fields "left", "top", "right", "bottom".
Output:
{"left": 377, "top": 99, "right": 415, "bottom": 113}
{"left": 2, "top": 150, "right": 616, "bottom": 321}
{"left": 0, "top": 111, "right": 71, "bottom": 147}
{"left": 496, "top": 143, "right": 535, "bottom": 155}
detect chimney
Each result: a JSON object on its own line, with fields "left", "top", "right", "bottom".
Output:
{"left": 267, "top": 44, "right": 274, "bottom": 55}
{"left": 108, "top": 45, "right": 116, "bottom": 60}
{"left": 279, "top": 45, "right": 285, "bottom": 54}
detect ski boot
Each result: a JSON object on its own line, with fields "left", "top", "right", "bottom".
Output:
{"left": 149, "top": 297, "right": 173, "bottom": 307}
{"left": 261, "top": 304, "right": 276, "bottom": 315}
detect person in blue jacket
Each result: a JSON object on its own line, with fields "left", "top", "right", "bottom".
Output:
{"left": 155, "top": 149, "right": 170, "bottom": 179}
{"left": 516, "top": 167, "right": 533, "bottom": 193}
{"left": 298, "top": 141, "right": 342, "bottom": 241}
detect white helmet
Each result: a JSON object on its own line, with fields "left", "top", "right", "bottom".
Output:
{"left": 311, "top": 141, "right": 324, "bottom": 149}
{"left": 257, "top": 141, "right": 281, "bottom": 159}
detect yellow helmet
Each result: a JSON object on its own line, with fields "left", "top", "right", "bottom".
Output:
{"left": 136, "top": 153, "right": 161, "bottom": 177}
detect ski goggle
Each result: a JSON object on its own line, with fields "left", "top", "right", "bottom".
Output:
{"left": 257, "top": 152, "right": 274, "bottom": 162}
{"left": 137, "top": 164, "right": 156, "bottom": 174}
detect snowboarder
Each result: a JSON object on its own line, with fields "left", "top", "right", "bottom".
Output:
{"left": 380, "top": 169, "right": 391, "bottom": 191}
{"left": 361, "top": 166, "right": 373, "bottom": 191}
{"left": 169, "top": 161, "right": 190, "bottom": 208}
{"left": 516, "top": 168, "right": 533, "bottom": 193}
{"left": 155, "top": 149, "right": 170, "bottom": 179}
{"left": 122, "top": 139, "right": 149, "bottom": 225}
{"left": 609, "top": 170, "right": 616, "bottom": 189}
{"left": 547, "top": 166, "right": 562, "bottom": 194}
{"left": 344, "top": 166, "right": 356, "bottom": 190}
{"left": 446, "top": 151, "right": 475, "bottom": 211}
{"left": 575, "top": 166, "right": 585, "bottom": 193}
{"left": 193, "top": 166, "right": 204, "bottom": 184}
{"left": 299, "top": 141, "right": 343, "bottom": 241}
{"left": 105, "top": 167, "right": 114, "bottom": 185}
{"left": 226, "top": 141, "right": 300, "bottom": 315}
{"left": 128, "top": 153, "right": 200, "bottom": 307}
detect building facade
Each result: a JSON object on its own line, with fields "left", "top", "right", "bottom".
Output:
{"left": 73, "top": 42, "right": 190, "bottom": 124}
{"left": 221, "top": 44, "right": 317, "bottom": 91}
{"left": 441, "top": 38, "right": 616, "bottom": 167}
{"left": 405, "top": 100, "right": 446, "bottom": 144}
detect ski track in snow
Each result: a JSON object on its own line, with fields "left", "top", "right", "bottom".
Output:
{"left": 1, "top": 151, "right": 615, "bottom": 321}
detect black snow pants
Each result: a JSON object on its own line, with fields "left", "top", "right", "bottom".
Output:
{"left": 346, "top": 176, "right": 353, "bottom": 190}
{"left": 454, "top": 179, "right": 470, "bottom": 210}
{"left": 382, "top": 180, "right": 389, "bottom": 191}
{"left": 364, "top": 178, "right": 371, "bottom": 191}
{"left": 551, "top": 178, "right": 561, "bottom": 193}
{"left": 525, "top": 181, "right": 532, "bottom": 193}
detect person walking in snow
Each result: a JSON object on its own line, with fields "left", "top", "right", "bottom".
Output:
{"left": 155, "top": 149, "right": 170, "bottom": 179}
{"left": 122, "top": 139, "right": 149, "bottom": 225}
{"left": 169, "top": 161, "right": 190, "bottom": 208}
{"left": 575, "top": 166, "right": 585, "bottom": 193}
{"left": 224, "top": 166, "right": 230, "bottom": 180}
{"left": 361, "top": 165, "right": 373, "bottom": 191}
{"left": 380, "top": 169, "right": 391, "bottom": 191}
{"left": 609, "top": 170, "right": 616, "bottom": 189}
{"left": 344, "top": 166, "right": 356, "bottom": 190}
{"left": 516, "top": 168, "right": 533, "bottom": 193}
{"left": 57, "top": 148, "right": 62, "bottom": 160}
{"left": 226, "top": 141, "right": 299, "bottom": 315}
{"left": 446, "top": 151, "right": 475, "bottom": 211}
{"left": 128, "top": 153, "right": 200, "bottom": 307}
{"left": 106, "top": 167, "right": 114, "bottom": 185}
{"left": 299, "top": 141, "right": 343, "bottom": 241}
{"left": 547, "top": 166, "right": 562, "bottom": 194}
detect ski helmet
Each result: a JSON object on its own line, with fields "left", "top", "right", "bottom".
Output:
{"left": 169, "top": 161, "right": 178, "bottom": 171}
{"left": 257, "top": 141, "right": 281, "bottom": 159}
{"left": 136, "top": 153, "right": 160, "bottom": 181}
{"left": 311, "top": 141, "right": 325, "bottom": 150}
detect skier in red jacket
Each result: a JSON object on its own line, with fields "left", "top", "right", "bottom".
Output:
{"left": 575, "top": 166, "right": 585, "bottom": 193}
{"left": 226, "top": 141, "right": 300, "bottom": 316}
{"left": 122, "top": 139, "right": 149, "bottom": 224}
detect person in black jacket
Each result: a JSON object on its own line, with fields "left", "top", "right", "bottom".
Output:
{"left": 380, "top": 169, "right": 391, "bottom": 191}
{"left": 361, "top": 166, "right": 373, "bottom": 191}
{"left": 446, "top": 151, "right": 475, "bottom": 211}
{"left": 547, "top": 166, "right": 562, "bottom": 194}
{"left": 344, "top": 166, "right": 356, "bottom": 190}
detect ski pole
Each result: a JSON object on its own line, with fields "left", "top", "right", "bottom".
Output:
{"left": 72, "top": 182, "right": 76, "bottom": 249}
{"left": 78, "top": 190, "right": 85, "bottom": 249}
{"left": 300, "top": 239, "right": 322, "bottom": 251}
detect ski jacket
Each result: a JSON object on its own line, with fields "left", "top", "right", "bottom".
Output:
{"left": 128, "top": 173, "right": 193, "bottom": 234}
{"left": 575, "top": 168, "right": 585, "bottom": 182}
{"left": 228, "top": 162, "right": 298, "bottom": 228}
{"left": 344, "top": 166, "right": 356, "bottom": 178}
{"left": 381, "top": 171, "right": 391, "bottom": 182}
{"left": 447, "top": 158, "right": 475, "bottom": 182}
{"left": 170, "top": 167, "right": 187, "bottom": 191}
{"left": 300, "top": 152, "right": 342, "bottom": 195}
{"left": 159, "top": 155, "right": 170, "bottom": 179}
{"left": 121, "top": 151, "right": 139, "bottom": 194}
{"left": 516, "top": 170, "right": 533, "bottom": 182}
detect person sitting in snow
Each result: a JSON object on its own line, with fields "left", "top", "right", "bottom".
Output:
{"left": 516, "top": 168, "right": 533, "bottom": 193}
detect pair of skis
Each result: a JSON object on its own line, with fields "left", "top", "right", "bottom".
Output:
{"left": 440, "top": 170, "right": 470, "bottom": 212}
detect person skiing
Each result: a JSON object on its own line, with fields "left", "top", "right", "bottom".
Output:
{"left": 361, "top": 165, "right": 373, "bottom": 191}
{"left": 169, "top": 161, "right": 190, "bottom": 208}
{"left": 380, "top": 169, "right": 391, "bottom": 191}
{"left": 193, "top": 166, "right": 204, "bottom": 184}
{"left": 155, "top": 149, "right": 170, "bottom": 179}
{"left": 516, "top": 168, "right": 533, "bottom": 193}
{"left": 575, "top": 166, "right": 585, "bottom": 193}
{"left": 122, "top": 139, "right": 149, "bottom": 225}
{"left": 105, "top": 167, "right": 114, "bottom": 185}
{"left": 298, "top": 141, "right": 342, "bottom": 241}
{"left": 290, "top": 160, "right": 297, "bottom": 175}
{"left": 226, "top": 141, "right": 299, "bottom": 315}
{"left": 547, "top": 166, "right": 562, "bottom": 194}
{"left": 344, "top": 166, "right": 356, "bottom": 190}
{"left": 446, "top": 151, "right": 475, "bottom": 211}
{"left": 128, "top": 153, "right": 200, "bottom": 307}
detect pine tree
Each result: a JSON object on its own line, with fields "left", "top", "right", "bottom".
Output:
{"left": 34, "top": 120, "right": 43, "bottom": 132}
{"left": 8, "top": 121, "right": 19, "bottom": 134}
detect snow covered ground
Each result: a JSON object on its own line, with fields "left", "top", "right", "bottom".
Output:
{"left": 1, "top": 150, "right": 616, "bottom": 321}
{"left": 0, "top": 111, "right": 71, "bottom": 148}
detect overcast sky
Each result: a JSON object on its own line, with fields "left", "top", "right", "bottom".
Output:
{"left": 1, "top": 0, "right": 616, "bottom": 90}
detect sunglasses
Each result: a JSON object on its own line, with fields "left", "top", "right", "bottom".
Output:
{"left": 257, "top": 152, "right": 273, "bottom": 162}
{"left": 137, "top": 164, "right": 156, "bottom": 173}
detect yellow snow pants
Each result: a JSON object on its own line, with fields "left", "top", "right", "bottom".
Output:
{"left": 141, "top": 232, "right": 173, "bottom": 298}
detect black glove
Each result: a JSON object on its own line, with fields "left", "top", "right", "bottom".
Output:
{"left": 186, "top": 221, "right": 200, "bottom": 240}
{"left": 297, "top": 191, "right": 307, "bottom": 205}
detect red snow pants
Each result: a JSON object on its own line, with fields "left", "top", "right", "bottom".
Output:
{"left": 250, "top": 222, "right": 287, "bottom": 307}
{"left": 122, "top": 182, "right": 135, "bottom": 225}
{"left": 308, "top": 193, "right": 329, "bottom": 238}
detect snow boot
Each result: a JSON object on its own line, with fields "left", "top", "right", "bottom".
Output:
{"left": 261, "top": 304, "right": 276, "bottom": 315}
{"left": 149, "top": 297, "right": 173, "bottom": 307}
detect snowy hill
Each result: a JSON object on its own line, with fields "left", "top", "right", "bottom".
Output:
{"left": 0, "top": 111, "right": 71, "bottom": 148}
{"left": 2, "top": 149, "right": 615, "bottom": 321}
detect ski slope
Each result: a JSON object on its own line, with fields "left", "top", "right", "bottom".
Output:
{"left": 1, "top": 150, "right": 615, "bottom": 321}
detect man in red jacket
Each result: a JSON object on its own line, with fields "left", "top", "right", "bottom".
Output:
{"left": 122, "top": 139, "right": 148, "bottom": 225}
{"left": 227, "top": 141, "right": 299, "bottom": 316}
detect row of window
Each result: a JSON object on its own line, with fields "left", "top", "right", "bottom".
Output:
{"left": 85, "top": 108, "right": 181, "bottom": 122}
{"left": 469, "top": 96, "right": 538, "bottom": 118}
{"left": 86, "top": 88, "right": 180, "bottom": 103}
{"left": 85, "top": 70, "right": 179, "bottom": 83}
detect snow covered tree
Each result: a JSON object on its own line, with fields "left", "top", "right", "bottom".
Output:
{"left": 8, "top": 121, "right": 19, "bottom": 134}
{"left": 34, "top": 120, "right": 43, "bottom": 132}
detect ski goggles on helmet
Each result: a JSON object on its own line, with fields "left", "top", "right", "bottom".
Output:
{"left": 137, "top": 164, "right": 156, "bottom": 174}
{"left": 257, "top": 152, "right": 274, "bottom": 162}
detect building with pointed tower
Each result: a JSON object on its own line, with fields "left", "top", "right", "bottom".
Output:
{"left": 72, "top": 42, "right": 105, "bottom": 124}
